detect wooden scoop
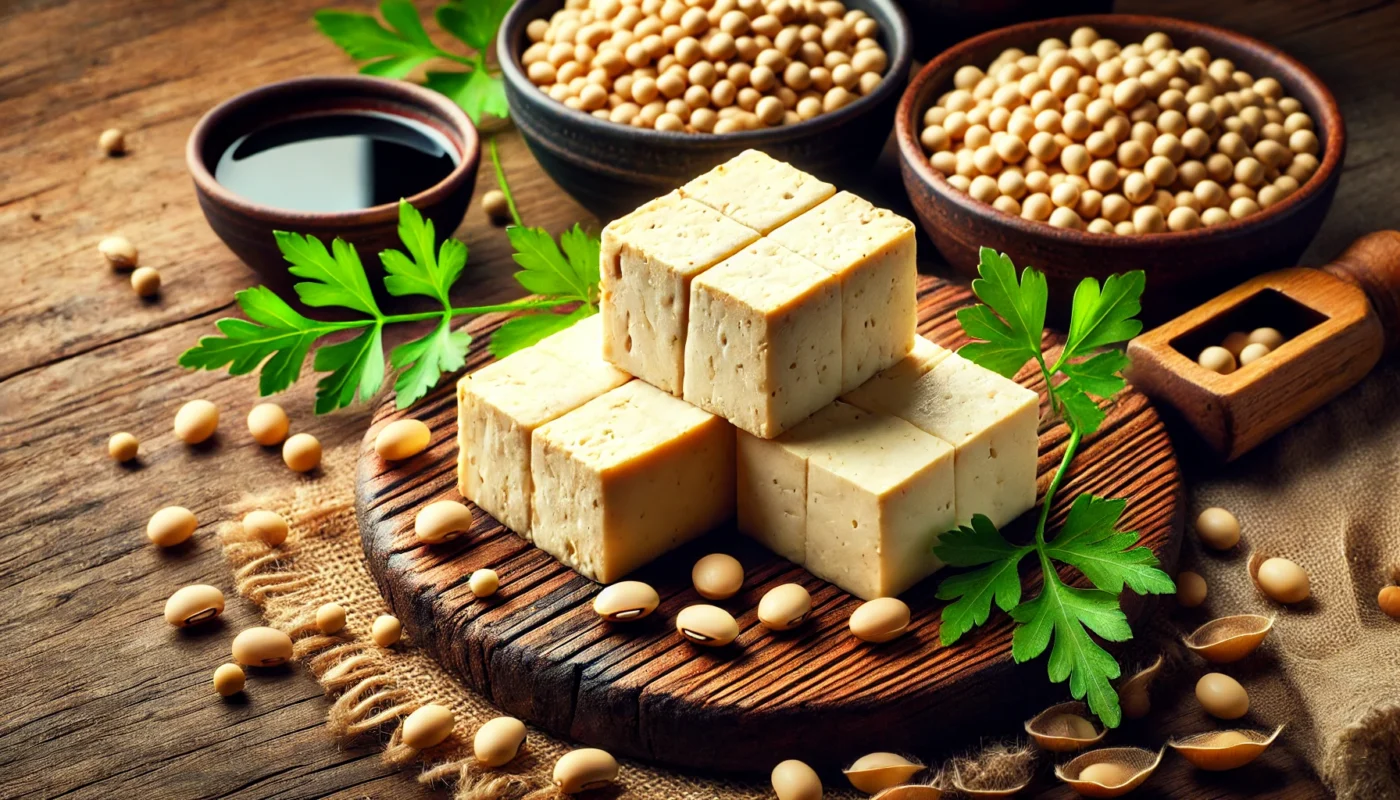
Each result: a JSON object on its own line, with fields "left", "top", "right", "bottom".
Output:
{"left": 1126, "top": 231, "right": 1400, "bottom": 461}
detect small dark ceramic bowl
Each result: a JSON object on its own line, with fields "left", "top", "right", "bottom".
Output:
{"left": 895, "top": 15, "right": 1346, "bottom": 320}
{"left": 187, "top": 76, "right": 481, "bottom": 298}
{"left": 499, "top": 0, "right": 913, "bottom": 219}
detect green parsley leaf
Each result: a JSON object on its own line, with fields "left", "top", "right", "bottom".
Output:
{"left": 389, "top": 316, "right": 473, "bottom": 408}
{"left": 507, "top": 224, "right": 597, "bottom": 301}
{"left": 178, "top": 287, "right": 336, "bottom": 396}
{"left": 1057, "top": 383, "right": 1106, "bottom": 437}
{"left": 490, "top": 306, "right": 594, "bottom": 358}
{"left": 275, "top": 230, "right": 383, "bottom": 318}
{"left": 1010, "top": 570, "right": 1131, "bottom": 727}
{"left": 934, "top": 515, "right": 1033, "bottom": 645}
{"left": 1046, "top": 495, "right": 1176, "bottom": 596}
{"left": 436, "top": 0, "right": 513, "bottom": 53}
{"left": 424, "top": 69, "right": 509, "bottom": 124}
{"left": 1061, "top": 271, "right": 1146, "bottom": 364}
{"left": 313, "top": 0, "right": 443, "bottom": 79}
{"left": 1057, "top": 349, "right": 1129, "bottom": 399}
{"left": 313, "top": 324, "right": 386, "bottom": 414}
{"left": 956, "top": 247, "right": 1048, "bottom": 379}
{"left": 380, "top": 200, "right": 467, "bottom": 303}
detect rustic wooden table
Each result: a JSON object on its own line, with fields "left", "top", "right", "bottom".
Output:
{"left": 1, "top": 0, "right": 1394, "bottom": 797}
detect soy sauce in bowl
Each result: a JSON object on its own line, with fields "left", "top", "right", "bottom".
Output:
{"left": 213, "top": 111, "right": 458, "bottom": 212}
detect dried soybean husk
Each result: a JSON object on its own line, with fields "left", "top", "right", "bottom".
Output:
{"left": 872, "top": 782, "right": 943, "bottom": 800}
{"left": 1116, "top": 656, "right": 1164, "bottom": 720}
{"left": 1170, "top": 726, "right": 1284, "bottom": 771}
{"left": 1054, "top": 747, "right": 1164, "bottom": 798}
{"left": 844, "top": 752, "right": 925, "bottom": 793}
{"left": 1024, "top": 701, "right": 1105, "bottom": 752}
{"left": 1183, "top": 614, "right": 1273, "bottom": 663}
{"left": 948, "top": 742, "right": 1035, "bottom": 797}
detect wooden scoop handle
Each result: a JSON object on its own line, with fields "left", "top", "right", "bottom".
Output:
{"left": 1322, "top": 230, "right": 1400, "bottom": 353}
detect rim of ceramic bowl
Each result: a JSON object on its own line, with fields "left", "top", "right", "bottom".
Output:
{"left": 497, "top": 0, "right": 913, "bottom": 146}
{"left": 894, "top": 13, "right": 1345, "bottom": 246}
{"left": 186, "top": 75, "right": 481, "bottom": 225}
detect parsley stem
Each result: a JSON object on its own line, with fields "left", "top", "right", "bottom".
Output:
{"left": 377, "top": 297, "right": 575, "bottom": 326}
{"left": 1034, "top": 425, "right": 1083, "bottom": 547}
{"left": 488, "top": 137, "right": 525, "bottom": 228}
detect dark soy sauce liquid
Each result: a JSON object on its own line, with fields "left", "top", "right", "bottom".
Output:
{"left": 214, "top": 112, "right": 458, "bottom": 212}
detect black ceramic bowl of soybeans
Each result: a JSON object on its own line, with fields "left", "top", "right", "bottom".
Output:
{"left": 894, "top": 15, "right": 1345, "bottom": 321}
{"left": 187, "top": 76, "right": 481, "bottom": 301}
{"left": 499, "top": 0, "right": 913, "bottom": 219}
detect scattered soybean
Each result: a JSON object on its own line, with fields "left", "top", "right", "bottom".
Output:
{"left": 375, "top": 419, "right": 431, "bottom": 461}
{"left": 174, "top": 399, "right": 219, "bottom": 444}
{"left": 242, "top": 509, "right": 289, "bottom": 546}
{"left": 147, "top": 505, "right": 197, "bottom": 547}
{"left": 232, "top": 626, "right": 294, "bottom": 667}
{"left": 372, "top": 614, "right": 403, "bottom": 647}
{"left": 282, "top": 432, "right": 322, "bottom": 472}
{"left": 593, "top": 581, "right": 660, "bottom": 622}
{"left": 164, "top": 584, "right": 225, "bottom": 627}
{"left": 247, "top": 403, "right": 290, "bottom": 446}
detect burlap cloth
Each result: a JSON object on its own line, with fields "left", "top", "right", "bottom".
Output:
{"left": 218, "top": 362, "right": 1400, "bottom": 799}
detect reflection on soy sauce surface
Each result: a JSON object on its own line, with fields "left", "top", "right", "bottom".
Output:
{"left": 213, "top": 111, "right": 458, "bottom": 212}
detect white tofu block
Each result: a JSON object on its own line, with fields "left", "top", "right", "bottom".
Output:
{"left": 535, "top": 313, "right": 606, "bottom": 363}
{"left": 842, "top": 334, "right": 953, "bottom": 411}
{"left": 457, "top": 344, "right": 630, "bottom": 536}
{"left": 600, "top": 192, "right": 759, "bottom": 394}
{"left": 735, "top": 408, "right": 847, "bottom": 564}
{"left": 684, "top": 239, "right": 841, "bottom": 439}
{"left": 845, "top": 350, "right": 1040, "bottom": 529}
{"left": 530, "top": 381, "right": 736, "bottom": 583}
{"left": 768, "top": 191, "right": 918, "bottom": 392}
{"left": 678, "top": 149, "right": 836, "bottom": 234}
{"left": 803, "top": 402, "right": 956, "bottom": 601}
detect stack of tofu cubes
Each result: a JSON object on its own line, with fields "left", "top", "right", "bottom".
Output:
{"left": 457, "top": 150, "right": 1041, "bottom": 600}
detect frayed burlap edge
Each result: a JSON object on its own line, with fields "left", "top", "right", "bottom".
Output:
{"left": 1327, "top": 702, "right": 1400, "bottom": 799}
{"left": 216, "top": 450, "right": 560, "bottom": 800}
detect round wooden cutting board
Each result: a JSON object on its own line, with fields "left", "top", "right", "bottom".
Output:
{"left": 356, "top": 274, "right": 1183, "bottom": 773}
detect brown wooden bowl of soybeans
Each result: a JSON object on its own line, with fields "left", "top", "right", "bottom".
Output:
{"left": 894, "top": 15, "right": 1345, "bottom": 320}
{"left": 499, "top": 0, "right": 912, "bottom": 218}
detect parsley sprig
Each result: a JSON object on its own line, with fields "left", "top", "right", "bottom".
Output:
{"left": 934, "top": 248, "right": 1172, "bottom": 728}
{"left": 315, "top": 0, "right": 511, "bottom": 123}
{"left": 180, "top": 143, "right": 599, "bottom": 413}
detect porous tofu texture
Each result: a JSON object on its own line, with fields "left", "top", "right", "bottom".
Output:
{"left": 678, "top": 149, "right": 836, "bottom": 234}
{"left": 802, "top": 403, "right": 955, "bottom": 601}
{"left": 600, "top": 191, "right": 759, "bottom": 395}
{"left": 530, "top": 381, "right": 736, "bottom": 584}
{"left": 457, "top": 342, "right": 629, "bottom": 536}
{"left": 684, "top": 239, "right": 841, "bottom": 439}
{"left": 738, "top": 402, "right": 955, "bottom": 599}
{"left": 844, "top": 350, "right": 1040, "bottom": 528}
{"left": 769, "top": 191, "right": 917, "bottom": 392}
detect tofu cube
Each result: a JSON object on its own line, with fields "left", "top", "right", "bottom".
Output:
{"left": 600, "top": 192, "right": 759, "bottom": 395}
{"left": 768, "top": 191, "right": 918, "bottom": 392}
{"left": 684, "top": 239, "right": 841, "bottom": 439}
{"left": 844, "top": 350, "right": 1040, "bottom": 529}
{"left": 530, "top": 381, "right": 736, "bottom": 583}
{"left": 735, "top": 416, "right": 836, "bottom": 564}
{"left": 803, "top": 402, "right": 956, "bottom": 600}
{"left": 738, "top": 401, "right": 955, "bottom": 598}
{"left": 843, "top": 334, "right": 953, "bottom": 409}
{"left": 535, "top": 312, "right": 606, "bottom": 363}
{"left": 457, "top": 342, "right": 630, "bottom": 536}
{"left": 678, "top": 149, "right": 836, "bottom": 234}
